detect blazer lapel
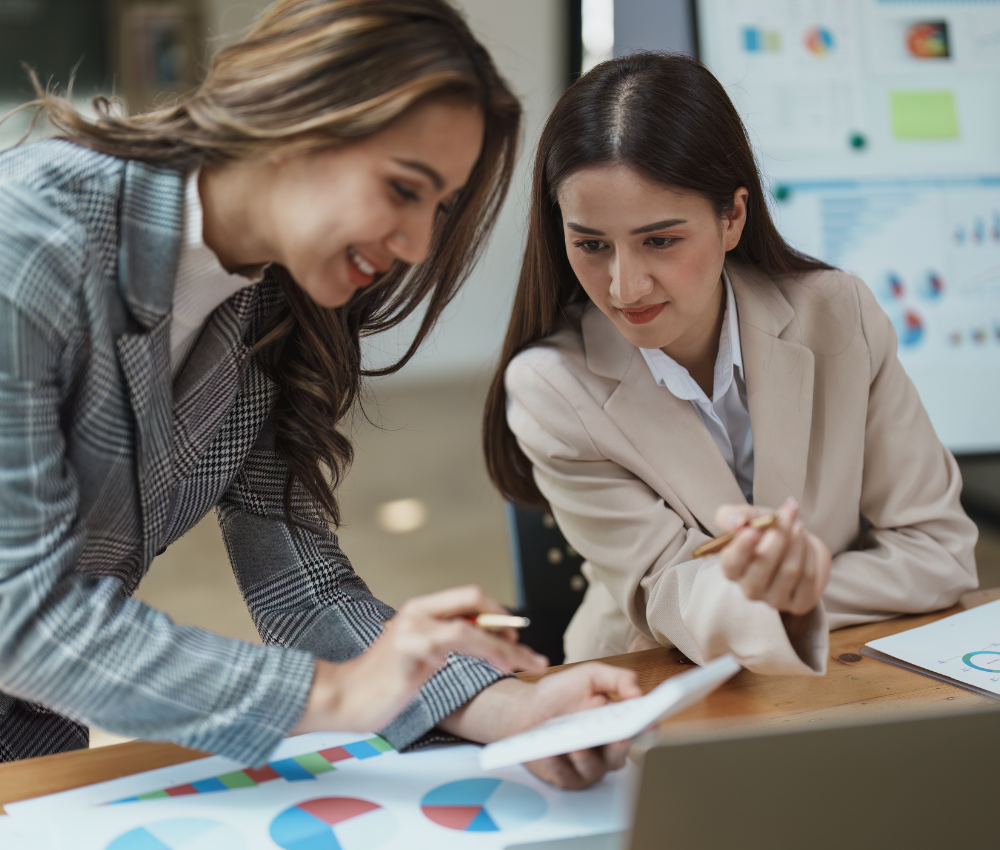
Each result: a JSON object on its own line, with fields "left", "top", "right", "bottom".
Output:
{"left": 115, "top": 160, "right": 184, "bottom": 565}
{"left": 170, "top": 285, "right": 259, "bottom": 485}
{"left": 583, "top": 305, "right": 746, "bottom": 537}
{"left": 729, "top": 263, "right": 815, "bottom": 511}
{"left": 117, "top": 319, "right": 175, "bottom": 566}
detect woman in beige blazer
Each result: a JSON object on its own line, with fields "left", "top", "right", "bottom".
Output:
{"left": 484, "top": 53, "right": 978, "bottom": 676}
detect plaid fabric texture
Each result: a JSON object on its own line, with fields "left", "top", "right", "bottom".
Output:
{"left": 0, "top": 140, "right": 502, "bottom": 765}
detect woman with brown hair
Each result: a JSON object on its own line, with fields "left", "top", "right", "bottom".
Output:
{"left": 485, "top": 52, "right": 977, "bottom": 674}
{"left": 0, "top": 0, "right": 640, "bottom": 787}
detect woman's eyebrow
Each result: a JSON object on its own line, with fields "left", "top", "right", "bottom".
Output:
{"left": 394, "top": 158, "right": 445, "bottom": 190}
{"left": 566, "top": 218, "right": 687, "bottom": 236}
{"left": 631, "top": 218, "right": 686, "bottom": 234}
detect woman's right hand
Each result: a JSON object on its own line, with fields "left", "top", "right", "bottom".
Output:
{"left": 292, "top": 585, "right": 548, "bottom": 735}
{"left": 714, "top": 499, "right": 832, "bottom": 616}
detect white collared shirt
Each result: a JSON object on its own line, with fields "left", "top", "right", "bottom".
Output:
{"left": 169, "top": 170, "right": 263, "bottom": 378}
{"left": 640, "top": 271, "right": 755, "bottom": 501}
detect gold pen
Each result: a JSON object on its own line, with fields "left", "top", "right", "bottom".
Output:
{"left": 692, "top": 512, "right": 780, "bottom": 558}
{"left": 380, "top": 613, "right": 531, "bottom": 630}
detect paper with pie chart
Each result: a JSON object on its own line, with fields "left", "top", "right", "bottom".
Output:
{"left": 862, "top": 598, "right": 1000, "bottom": 699}
{"left": 5, "top": 736, "right": 634, "bottom": 850}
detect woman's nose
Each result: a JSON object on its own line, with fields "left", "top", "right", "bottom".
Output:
{"left": 611, "top": 256, "right": 654, "bottom": 304}
{"left": 386, "top": 209, "right": 436, "bottom": 266}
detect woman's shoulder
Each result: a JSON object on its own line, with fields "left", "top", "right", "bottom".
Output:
{"left": 738, "top": 262, "right": 884, "bottom": 357}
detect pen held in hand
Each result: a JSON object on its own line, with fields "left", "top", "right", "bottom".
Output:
{"left": 380, "top": 613, "right": 531, "bottom": 630}
{"left": 692, "top": 512, "right": 780, "bottom": 558}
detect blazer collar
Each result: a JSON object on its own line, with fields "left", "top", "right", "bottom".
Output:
{"left": 583, "top": 261, "right": 814, "bottom": 532}
{"left": 118, "top": 160, "right": 185, "bottom": 330}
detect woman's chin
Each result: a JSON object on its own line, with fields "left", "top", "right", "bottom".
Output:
{"left": 296, "top": 274, "right": 356, "bottom": 309}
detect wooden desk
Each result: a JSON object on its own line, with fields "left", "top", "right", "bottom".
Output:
{"left": 2, "top": 588, "right": 997, "bottom": 813}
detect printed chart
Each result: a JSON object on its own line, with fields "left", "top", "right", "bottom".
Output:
{"left": 107, "top": 818, "right": 245, "bottom": 850}
{"left": 865, "top": 599, "right": 1000, "bottom": 698}
{"left": 109, "top": 737, "right": 394, "bottom": 804}
{"left": 270, "top": 798, "right": 395, "bottom": 850}
{"left": 420, "top": 778, "right": 547, "bottom": 833}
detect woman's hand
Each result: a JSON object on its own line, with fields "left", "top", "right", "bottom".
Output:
{"left": 293, "top": 585, "right": 548, "bottom": 736}
{"left": 714, "top": 499, "right": 832, "bottom": 616}
{"left": 439, "top": 663, "right": 644, "bottom": 790}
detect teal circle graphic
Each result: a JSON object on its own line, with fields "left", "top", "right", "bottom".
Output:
{"left": 963, "top": 651, "right": 1000, "bottom": 673}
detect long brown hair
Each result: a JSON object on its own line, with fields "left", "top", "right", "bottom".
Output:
{"left": 484, "top": 52, "right": 829, "bottom": 506}
{"left": 12, "top": 0, "right": 521, "bottom": 526}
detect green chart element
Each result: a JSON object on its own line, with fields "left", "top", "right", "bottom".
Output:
{"left": 890, "top": 90, "right": 959, "bottom": 140}
{"left": 962, "top": 651, "right": 1000, "bottom": 673}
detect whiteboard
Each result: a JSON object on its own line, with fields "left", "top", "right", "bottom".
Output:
{"left": 696, "top": 0, "right": 1000, "bottom": 452}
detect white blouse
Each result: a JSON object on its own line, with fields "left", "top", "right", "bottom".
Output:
{"left": 639, "top": 271, "right": 755, "bottom": 502}
{"left": 169, "top": 171, "right": 263, "bottom": 378}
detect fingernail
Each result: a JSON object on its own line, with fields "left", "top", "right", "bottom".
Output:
{"left": 728, "top": 511, "right": 743, "bottom": 529}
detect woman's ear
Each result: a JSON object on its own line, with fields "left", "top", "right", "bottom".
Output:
{"left": 724, "top": 187, "right": 750, "bottom": 251}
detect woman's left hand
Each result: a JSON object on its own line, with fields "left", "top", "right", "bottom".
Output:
{"left": 438, "top": 663, "right": 643, "bottom": 790}
{"left": 714, "top": 498, "right": 832, "bottom": 616}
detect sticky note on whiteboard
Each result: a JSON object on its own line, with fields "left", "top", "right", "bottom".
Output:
{"left": 890, "top": 90, "right": 959, "bottom": 139}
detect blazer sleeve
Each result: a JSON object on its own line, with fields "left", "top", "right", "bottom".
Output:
{"left": 0, "top": 191, "right": 315, "bottom": 765}
{"left": 820, "top": 282, "right": 978, "bottom": 628}
{"left": 505, "top": 352, "right": 826, "bottom": 676}
{"left": 216, "top": 418, "right": 505, "bottom": 751}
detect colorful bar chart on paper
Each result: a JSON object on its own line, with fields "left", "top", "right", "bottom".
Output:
{"left": 420, "top": 778, "right": 547, "bottom": 833}
{"left": 270, "top": 797, "right": 396, "bottom": 850}
{"left": 107, "top": 737, "right": 394, "bottom": 805}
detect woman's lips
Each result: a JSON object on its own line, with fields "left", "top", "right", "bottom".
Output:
{"left": 619, "top": 303, "right": 665, "bottom": 325}
{"left": 346, "top": 245, "right": 384, "bottom": 288}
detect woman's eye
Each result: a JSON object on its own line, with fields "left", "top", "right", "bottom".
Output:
{"left": 391, "top": 181, "right": 420, "bottom": 203}
{"left": 574, "top": 240, "right": 606, "bottom": 254}
{"left": 646, "top": 236, "right": 676, "bottom": 248}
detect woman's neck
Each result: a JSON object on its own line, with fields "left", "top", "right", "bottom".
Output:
{"left": 661, "top": 276, "right": 726, "bottom": 399}
{"left": 199, "top": 161, "right": 275, "bottom": 279}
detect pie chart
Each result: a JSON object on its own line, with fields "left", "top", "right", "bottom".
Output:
{"left": 421, "top": 778, "right": 547, "bottom": 832}
{"left": 107, "top": 818, "right": 245, "bottom": 849}
{"left": 270, "top": 797, "right": 395, "bottom": 850}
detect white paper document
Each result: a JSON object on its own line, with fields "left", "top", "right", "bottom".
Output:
{"left": 863, "top": 599, "right": 1000, "bottom": 699}
{"left": 480, "top": 654, "right": 742, "bottom": 771}
{"left": 6, "top": 732, "right": 637, "bottom": 850}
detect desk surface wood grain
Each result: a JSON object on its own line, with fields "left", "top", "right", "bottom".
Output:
{"left": 1, "top": 587, "right": 997, "bottom": 812}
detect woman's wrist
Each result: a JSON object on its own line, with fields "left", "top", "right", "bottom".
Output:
{"left": 437, "top": 677, "right": 536, "bottom": 744}
{"left": 292, "top": 659, "right": 349, "bottom": 735}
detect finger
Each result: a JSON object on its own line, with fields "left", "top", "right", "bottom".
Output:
{"left": 718, "top": 526, "right": 762, "bottom": 581}
{"left": 566, "top": 747, "right": 610, "bottom": 785}
{"left": 424, "top": 620, "right": 548, "bottom": 671}
{"left": 598, "top": 739, "right": 632, "bottom": 771}
{"left": 402, "top": 585, "right": 509, "bottom": 620}
{"left": 527, "top": 756, "right": 589, "bottom": 791}
{"left": 762, "top": 522, "right": 806, "bottom": 609}
{"left": 714, "top": 504, "right": 769, "bottom": 533}
{"left": 788, "top": 538, "right": 823, "bottom": 615}
{"left": 740, "top": 509, "right": 796, "bottom": 599}
{"left": 565, "top": 662, "right": 643, "bottom": 700}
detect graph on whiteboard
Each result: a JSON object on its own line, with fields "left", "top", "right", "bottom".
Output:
{"left": 865, "top": 599, "right": 1000, "bottom": 696}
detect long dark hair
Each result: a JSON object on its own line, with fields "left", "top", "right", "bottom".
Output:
{"left": 484, "top": 52, "right": 829, "bottom": 506}
{"left": 12, "top": 0, "right": 520, "bottom": 527}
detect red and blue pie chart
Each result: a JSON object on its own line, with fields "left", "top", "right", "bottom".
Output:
{"left": 421, "top": 778, "right": 547, "bottom": 832}
{"left": 269, "top": 797, "right": 395, "bottom": 850}
{"left": 107, "top": 818, "right": 245, "bottom": 849}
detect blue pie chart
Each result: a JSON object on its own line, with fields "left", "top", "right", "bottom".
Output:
{"left": 107, "top": 818, "right": 245, "bottom": 849}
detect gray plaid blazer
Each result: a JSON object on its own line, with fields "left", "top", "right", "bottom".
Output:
{"left": 0, "top": 140, "right": 501, "bottom": 764}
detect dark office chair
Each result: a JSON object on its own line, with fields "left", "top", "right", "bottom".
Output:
{"left": 505, "top": 503, "right": 587, "bottom": 665}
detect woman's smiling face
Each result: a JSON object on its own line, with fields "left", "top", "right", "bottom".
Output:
{"left": 556, "top": 164, "right": 748, "bottom": 354}
{"left": 267, "top": 98, "right": 485, "bottom": 308}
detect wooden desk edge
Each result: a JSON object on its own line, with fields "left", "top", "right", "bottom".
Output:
{"left": 2, "top": 587, "right": 997, "bottom": 813}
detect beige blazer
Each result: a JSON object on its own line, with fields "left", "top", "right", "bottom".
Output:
{"left": 505, "top": 263, "right": 978, "bottom": 676}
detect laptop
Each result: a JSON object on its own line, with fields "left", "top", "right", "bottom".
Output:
{"left": 506, "top": 705, "right": 999, "bottom": 849}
